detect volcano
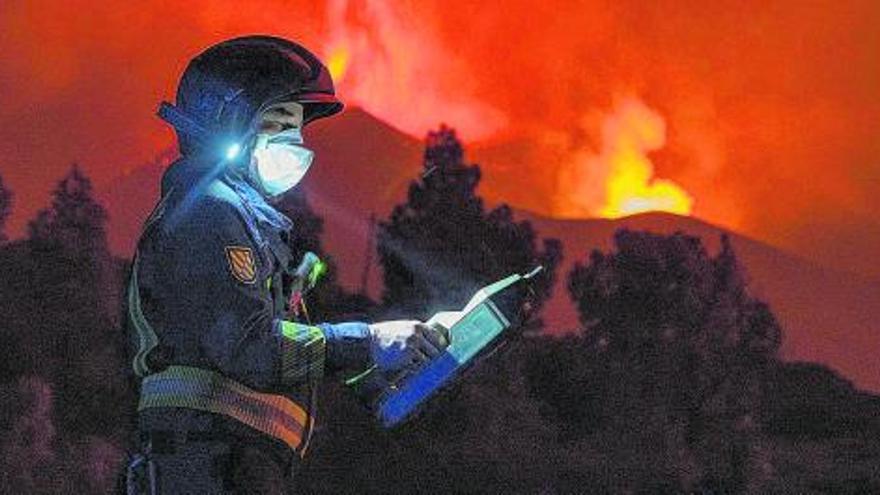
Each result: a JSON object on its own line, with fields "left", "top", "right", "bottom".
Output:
{"left": 100, "top": 107, "right": 880, "bottom": 394}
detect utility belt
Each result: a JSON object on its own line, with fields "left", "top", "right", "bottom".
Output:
{"left": 139, "top": 365, "right": 311, "bottom": 454}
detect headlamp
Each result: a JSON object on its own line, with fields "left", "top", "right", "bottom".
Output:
{"left": 225, "top": 143, "right": 242, "bottom": 161}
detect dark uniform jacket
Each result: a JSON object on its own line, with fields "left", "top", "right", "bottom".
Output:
{"left": 127, "top": 157, "right": 371, "bottom": 491}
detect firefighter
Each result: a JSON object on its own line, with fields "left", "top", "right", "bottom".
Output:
{"left": 124, "top": 35, "right": 448, "bottom": 494}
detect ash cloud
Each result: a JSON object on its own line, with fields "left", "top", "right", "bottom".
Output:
{"left": 1, "top": 0, "right": 878, "bottom": 275}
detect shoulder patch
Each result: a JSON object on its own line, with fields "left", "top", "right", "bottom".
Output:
{"left": 225, "top": 246, "right": 257, "bottom": 284}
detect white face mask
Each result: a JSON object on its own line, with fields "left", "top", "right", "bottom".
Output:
{"left": 251, "top": 128, "right": 314, "bottom": 197}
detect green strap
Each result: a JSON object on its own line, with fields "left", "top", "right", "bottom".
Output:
{"left": 129, "top": 255, "right": 159, "bottom": 377}
{"left": 129, "top": 191, "right": 173, "bottom": 378}
{"left": 279, "top": 321, "right": 326, "bottom": 386}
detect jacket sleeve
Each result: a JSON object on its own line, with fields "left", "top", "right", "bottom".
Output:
{"left": 319, "top": 322, "right": 373, "bottom": 374}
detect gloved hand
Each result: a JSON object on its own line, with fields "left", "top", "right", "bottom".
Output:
{"left": 368, "top": 320, "right": 449, "bottom": 374}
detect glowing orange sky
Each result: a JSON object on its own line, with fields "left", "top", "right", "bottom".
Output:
{"left": 0, "top": 0, "right": 878, "bottom": 277}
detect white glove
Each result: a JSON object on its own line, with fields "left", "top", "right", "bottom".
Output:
{"left": 368, "top": 320, "right": 449, "bottom": 374}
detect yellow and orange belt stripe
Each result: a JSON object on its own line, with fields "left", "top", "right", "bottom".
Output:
{"left": 139, "top": 365, "right": 309, "bottom": 453}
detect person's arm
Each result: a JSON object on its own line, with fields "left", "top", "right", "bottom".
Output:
{"left": 184, "top": 197, "right": 447, "bottom": 388}
{"left": 322, "top": 320, "right": 449, "bottom": 378}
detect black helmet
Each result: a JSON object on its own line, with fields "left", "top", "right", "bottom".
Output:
{"left": 159, "top": 35, "right": 343, "bottom": 156}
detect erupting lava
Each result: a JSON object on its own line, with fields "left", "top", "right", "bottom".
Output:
{"left": 322, "top": 0, "right": 506, "bottom": 141}
{"left": 322, "top": 2, "right": 693, "bottom": 221}
{"left": 326, "top": 45, "right": 350, "bottom": 83}
{"left": 555, "top": 97, "right": 694, "bottom": 219}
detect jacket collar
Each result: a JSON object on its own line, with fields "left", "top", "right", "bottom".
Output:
{"left": 223, "top": 174, "right": 293, "bottom": 233}
{"left": 161, "top": 156, "right": 293, "bottom": 233}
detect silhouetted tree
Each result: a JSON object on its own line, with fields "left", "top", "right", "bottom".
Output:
{"left": 300, "top": 343, "right": 559, "bottom": 494}
{"left": 377, "top": 125, "right": 561, "bottom": 323}
{"left": 0, "top": 377, "right": 63, "bottom": 493}
{"left": 531, "top": 230, "right": 782, "bottom": 493}
{"left": 0, "top": 173, "right": 12, "bottom": 244}
{"left": 299, "top": 126, "right": 562, "bottom": 492}
{"left": 0, "top": 165, "right": 132, "bottom": 494}
{"left": 28, "top": 164, "right": 108, "bottom": 262}
{"left": 0, "top": 375, "right": 122, "bottom": 495}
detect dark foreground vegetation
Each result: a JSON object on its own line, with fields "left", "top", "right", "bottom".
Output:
{"left": 0, "top": 130, "right": 877, "bottom": 493}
